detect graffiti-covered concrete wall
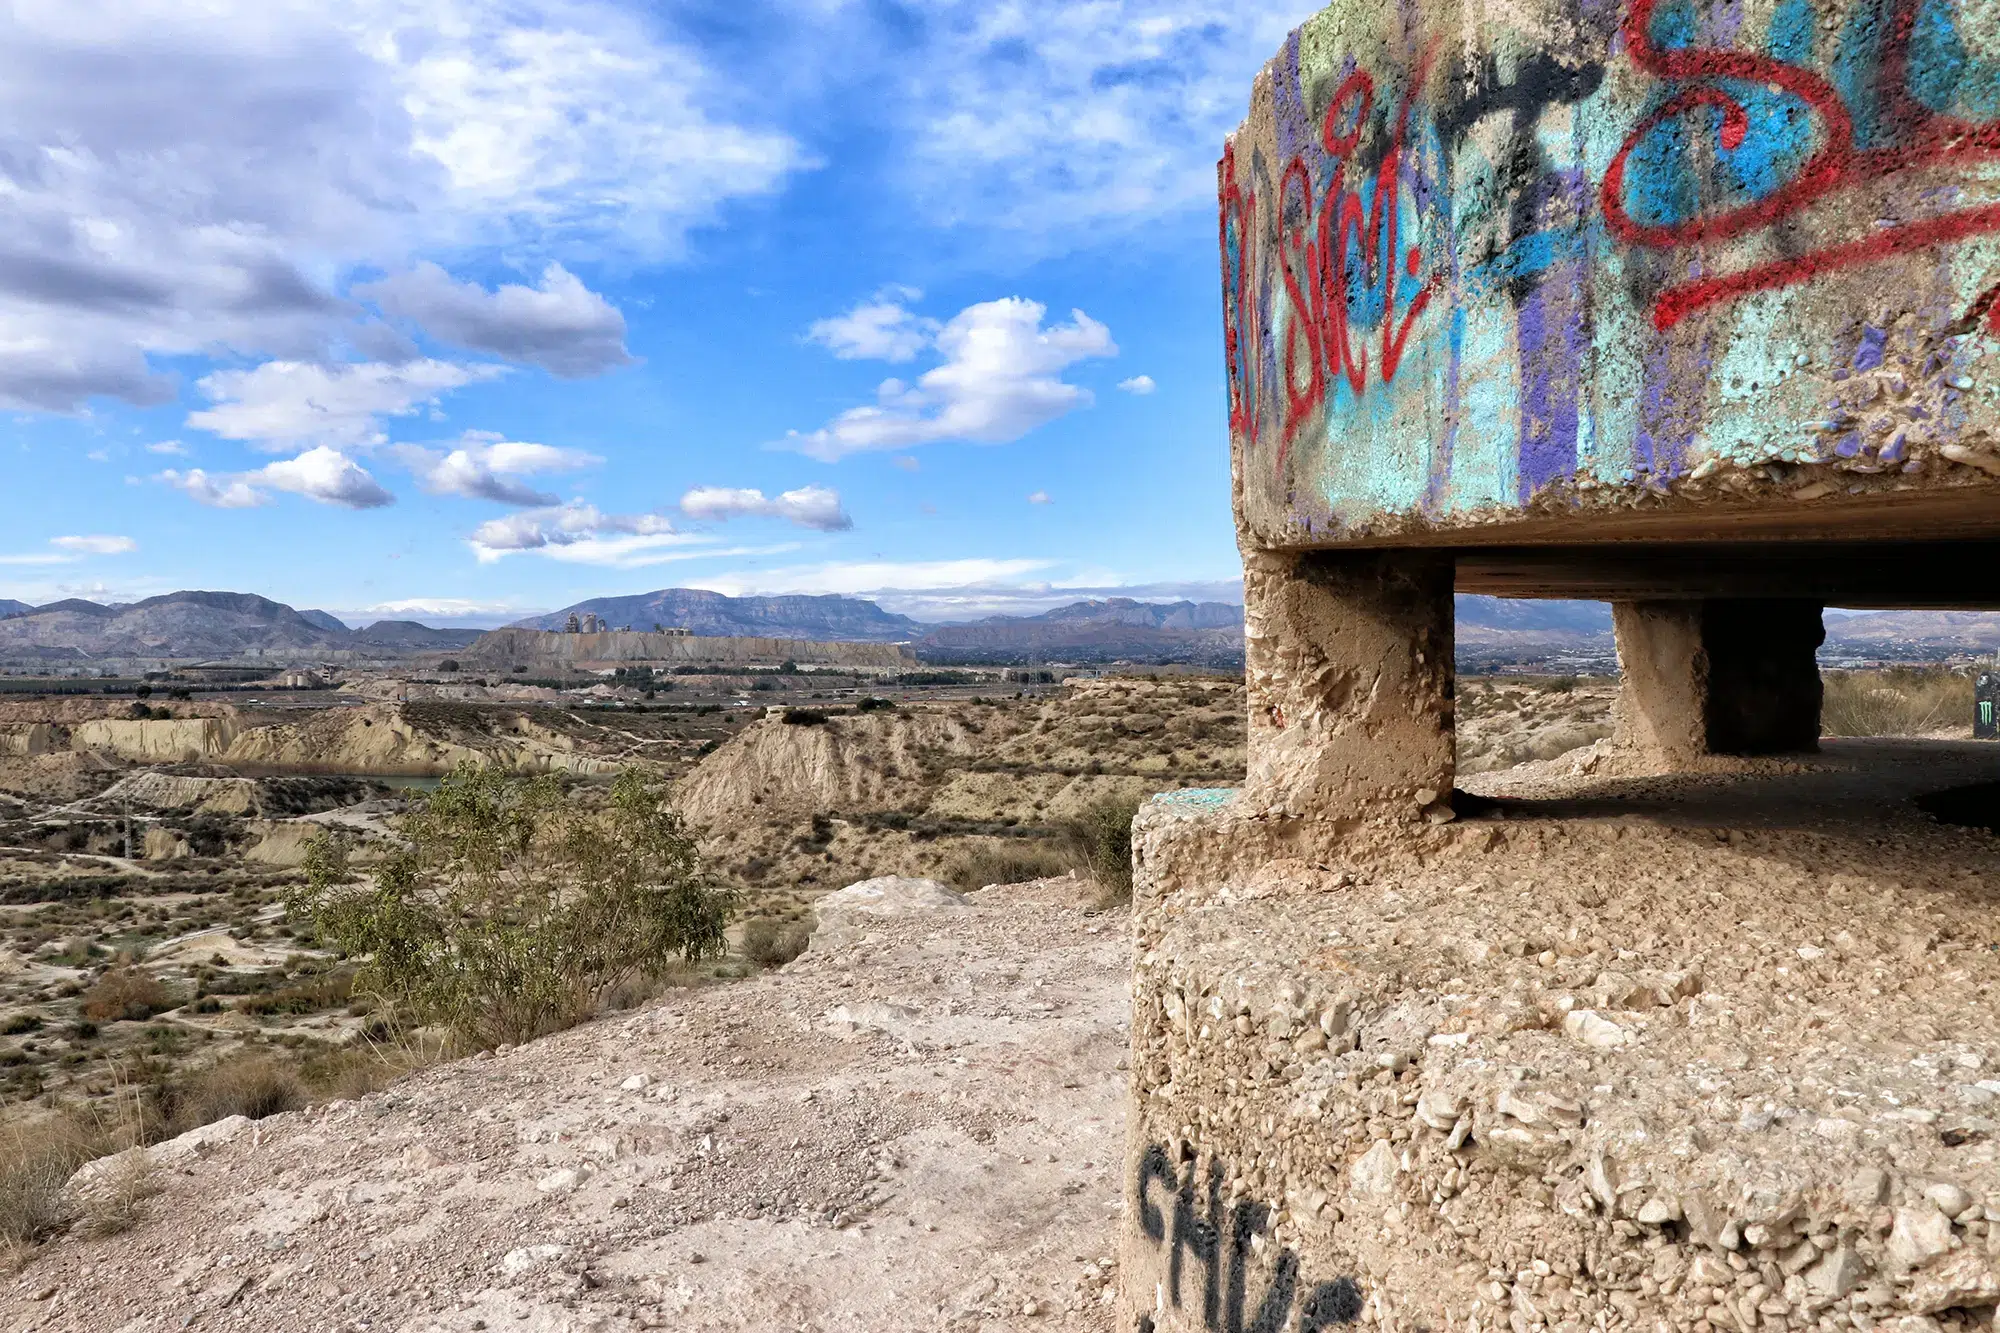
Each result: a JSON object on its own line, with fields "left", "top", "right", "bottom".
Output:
{"left": 1225, "top": 0, "right": 2000, "bottom": 546}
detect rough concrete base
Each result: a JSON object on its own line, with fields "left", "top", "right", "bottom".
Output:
{"left": 1121, "top": 744, "right": 2000, "bottom": 1333}
{"left": 1612, "top": 601, "right": 1825, "bottom": 762}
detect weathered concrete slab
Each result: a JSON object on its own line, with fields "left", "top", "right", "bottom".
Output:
{"left": 1223, "top": 0, "right": 2000, "bottom": 550}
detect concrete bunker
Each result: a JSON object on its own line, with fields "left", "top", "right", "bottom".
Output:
{"left": 1122, "top": 1, "right": 2000, "bottom": 1329}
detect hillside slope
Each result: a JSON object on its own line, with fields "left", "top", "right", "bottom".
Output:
{"left": 2, "top": 880, "right": 1127, "bottom": 1332}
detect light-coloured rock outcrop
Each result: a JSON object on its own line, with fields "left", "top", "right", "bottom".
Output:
{"left": 72, "top": 716, "right": 240, "bottom": 763}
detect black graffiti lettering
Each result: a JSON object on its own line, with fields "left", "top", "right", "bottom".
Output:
{"left": 1139, "top": 1142, "right": 1174, "bottom": 1241}
{"left": 1134, "top": 1142, "right": 1363, "bottom": 1332}
{"left": 1169, "top": 1158, "right": 1225, "bottom": 1325}
{"left": 1300, "top": 1276, "right": 1366, "bottom": 1331}
{"left": 1225, "top": 1200, "right": 1299, "bottom": 1333}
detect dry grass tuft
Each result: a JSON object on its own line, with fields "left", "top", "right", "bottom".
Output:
{"left": 166, "top": 1057, "right": 304, "bottom": 1133}
{"left": 1821, "top": 668, "right": 1973, "bottom": 737}
{"left": 79, "top": 968, "right": 173, "bottom": 1024}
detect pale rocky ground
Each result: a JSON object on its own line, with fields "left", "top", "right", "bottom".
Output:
{"left": 2, "top": 876, "right": 1130, "bottom": 1333}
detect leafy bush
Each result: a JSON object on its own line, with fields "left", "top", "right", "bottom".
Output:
{"left": 80, "top": 968, "right": 173, "bottom": 1023}
{"left": 291, "top": 765, "right": 733, "bottom": 1049}
{"left": 855, "top": 696, "right": 894, "bottom": 713}
{"left": 1056, "top": 797, "right": 1141, "bottom": 907}
{"left": 741, "top": 918, "right": 811, "bottom": 968}
{"left": 1822, "top": 667, "right": 1972, "bottom": 737}
{"left": 782, "top": 708, "right": 829, "bottom": 726}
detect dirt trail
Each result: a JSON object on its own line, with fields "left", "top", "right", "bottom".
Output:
{"left": 2, "top": 877, "right": 1129, "bottom": 1332}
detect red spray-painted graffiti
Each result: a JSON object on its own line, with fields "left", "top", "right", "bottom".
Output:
{"left": 1602, "top": 0, "right": 2000, "bottom": 330}
{"left": 1277, "top": 58, "right": 1442, "bottom": 464}
{"left": 1219, "top": 142, "right": 1260, "bottom": 452}
{"left": 1218, "top": 53, "right": 1445, "bottom": 475}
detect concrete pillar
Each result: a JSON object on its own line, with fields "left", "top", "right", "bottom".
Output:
{"left": 1243, "top": 549, "right": 1454, "bottom": 823}
{"left": 1612, "top": 599, "right": 1824, "bottom": 761}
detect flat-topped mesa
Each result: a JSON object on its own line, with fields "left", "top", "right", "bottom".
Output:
{"left": 1219, "top": 0, "right": 2000, "bottom": 822}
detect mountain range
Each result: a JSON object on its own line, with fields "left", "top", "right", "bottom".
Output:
{"left": 0, "top": 592, "right": 482, "bottom": 663}
{"left": 0, "top": 586, "right": 1992, "bottom": 667}
{"left": 508, "top": 589, "right": 923, "bottom": 642}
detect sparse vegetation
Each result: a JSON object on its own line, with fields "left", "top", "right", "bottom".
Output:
{"left": 80, "top": 969, "right": 174, "bottom": 1024}
{"left": 943, "top": 841, "right": 1072, "bottom": 892}
{"left": 291, "top": 764, "right": 734, "bottom": 1049}
{"left": 1821, "top": 667, "right": 1972, "bottom": 737}
{"left": 741, "top": 917, "right": 811, "bottom": 968}
{"left": 1057, "top": 798, "right": 1140, "bottom": 908}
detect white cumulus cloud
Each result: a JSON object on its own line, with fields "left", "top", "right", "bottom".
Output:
{"left": 805, "top": 288, "right": 938, "bottom": 363}
{"left": 679, "top": 485, "right": 852, "bottom": 531}
{"left": 788, "top": 298, "right": 1115, "bottom": 461}
{"left": 158, "top": 447, "right": 394, "bottom": 509}
{"left": 1117, "top": 375, "right": 1156, "bottom": 395}
{"left": 396, "top": 433, "right": 600, "bottom": 506}
{"left": 0, "top": 0, "right": 803, "bottom": 413}
{"left": 157, "top": 468, "right": 267, "bottom": 509}
{"left": 252, "top": 446, "right": 396, "bottom": 509}
{"left": 468, "top": 501, "right": 734, "bottom": 567}
{"left": 1027, "top": 490, "right": 1051, "bottom": 504}
{"left": 187, "top": 359, "right": 507, "bottom": 450}
{"left": 358, "top": 263, "right": 634, "bottom": 378}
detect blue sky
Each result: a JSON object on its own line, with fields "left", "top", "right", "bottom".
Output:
{"left": 0, "top": 0, "right": 1315, "bottom": 626}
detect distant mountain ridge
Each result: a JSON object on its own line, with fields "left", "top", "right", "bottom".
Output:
{"left": 0, "top": 592, "right": 482, "bottom": 663}
{"left": 914, "top": 598, "right": 1246, "bottom": 665}
{"left": 514, "top": 589, "right": 925, "bottom": 642}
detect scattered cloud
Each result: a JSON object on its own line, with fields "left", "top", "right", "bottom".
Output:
{"left": 466, "top": 501, "right": 782, "bottom": 567}
{"left": 788, "top": 298, "right": 1115, "bottom": 460}
{"left": 345, "top": 597, "right": 532, "bottom": 628}
{"left": 1117, "top": 374, "right": 1156, "bottom": 395}
{"left": 358, "top": 263, "right": 634, "bottom": 378}
{"left": 254, "top": 446, "right": 396, "bottom": 509}
{"left": 812, "top": 2, "right": 1304, "bottom": 244}
{"left": 158, "top": 447, "right": 395, "bottom": 510}
{"left": 50, "top": 535, "right": 136, "bottom": 555}
{"left": 0, "top": 534, "right": 139, "bottom": 565}
{"left": 157, "top": 468, "right": 266, "bottom": 509}
{"left": 396, "top": 433, "right": 600, "bottom": 506}
{"left": 805, "top": 288, "right": 938, "bottom": 363}
{"left": 146, "top": 440, "right": 190, "bottom": 456}
{"left": 0, "top": 1, "right": 805, "bottom": 413}
{"left": 892, "top": 456, "right": 920, "bottom": 472}
{"left": 1027, "top": 490, "right": 1051, "bottom": 504}
{"left": 187, "top": 359, "right": 507, "bottom": 451}
{"left": 679, "top": 485, "right": 852, "bottom": 531}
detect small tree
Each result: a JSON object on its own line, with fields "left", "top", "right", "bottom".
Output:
{"left": 439, "top": 659, "right": 460, "bottom": 673}
{"left": 291, "top": 765, "right": 732, "bottom": 1048}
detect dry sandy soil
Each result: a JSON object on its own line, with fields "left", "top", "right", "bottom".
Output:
{"left": 1, "top": 876, "right": 1129, "bottom": 1332}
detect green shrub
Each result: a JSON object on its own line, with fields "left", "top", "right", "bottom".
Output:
{"left": 1057, "top": 798, "right": 1141, "bottom": 908}
{"left": 291, "top": 765, "right": 733, "bottom": 1049}
{"left": 782, "top": 708, "right": 829, "bottom": 726}
{"left": 855, "top": 696, "right": 894, "bottom": 713}
{"left": 741, "top": 918, "right": 811, "bottom": 968}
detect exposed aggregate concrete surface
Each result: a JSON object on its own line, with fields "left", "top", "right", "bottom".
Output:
{"left": 1124, "top": 740, "right": 2000, "bottom": 1333}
